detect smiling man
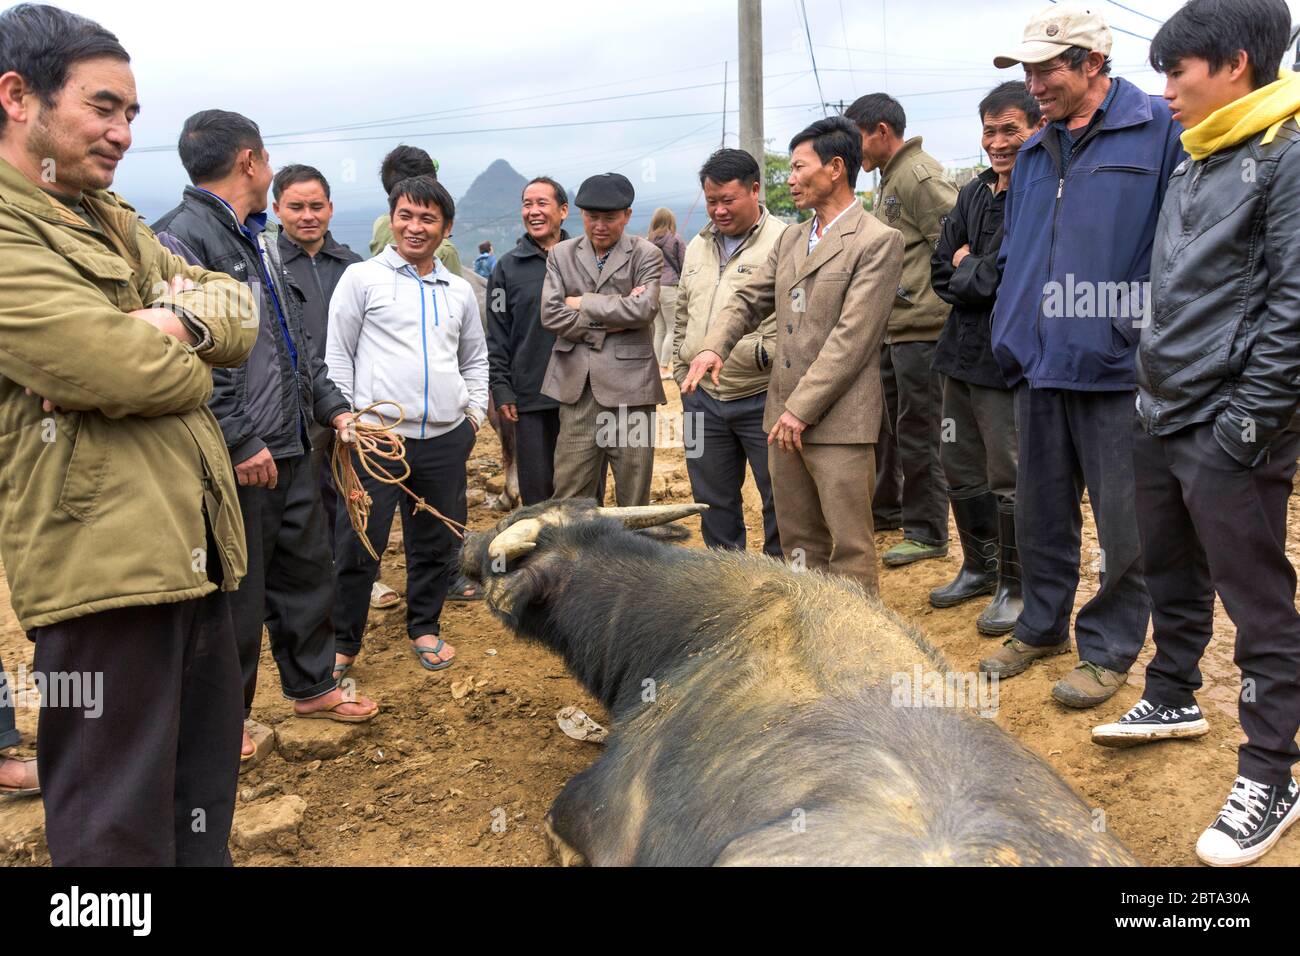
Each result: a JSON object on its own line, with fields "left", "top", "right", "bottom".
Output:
{"left": 1090, "top": 0, "right": 1300, "bottom": 867}
{"left": 982, "top": 3, "right": 1184, "bottom": 709}
{"left": 486, "top": 176, "right": 571, "bottom": 504}
{"left": 927, "top": 82, "right": 1042, "bottom": 636}
{"left": 0, "top": 3, "right": 256, "bottom": 864}
{"left": 327, "top": 175, "right": 488, "bottom": 676}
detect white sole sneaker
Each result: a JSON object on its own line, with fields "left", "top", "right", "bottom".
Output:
{"left": 1196, "top": 798, "right": 1300, "bottom": 867}
{"left": 1092, "top": 717, "right": 1210, "bottom": 748}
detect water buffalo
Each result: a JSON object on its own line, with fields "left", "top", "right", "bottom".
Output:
{"left": 460, "top": 500, "right": 1137, "bottom": 866}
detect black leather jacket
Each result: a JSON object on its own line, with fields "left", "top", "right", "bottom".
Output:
{"left": 154, "top": 188, "right": 349, "bottom": 463}
{"left": 1137, "top": 119, "right": 1300, "bottom": 466}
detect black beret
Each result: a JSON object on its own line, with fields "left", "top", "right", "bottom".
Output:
{"left": 574, "top": 172, "right": 635, "bottom": 211}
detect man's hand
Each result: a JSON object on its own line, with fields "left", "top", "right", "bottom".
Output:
{"left": 564, "top": 295, "right": 583, "bottom": 311}
{"left": 500, "top": 403, "right": 519, "bottom": 423}
{"left": 235, "top": 448, "right": 278, "bottom": 489}
{"left": 630, "top": 285, "right": 647, "bottom": 297}
{"left": 952, "top": 244, "right": 971, "bottom": 268}
{"left": 129, "top": 307, "right": 198, "bottom": 346}
{"left": 682, "top": 350, "right": 724, "bottom": 394}
{"left": 332, "top": 412, "right": 356, "bottom": 445}
{"left": 767, "top": 410, "right": 808, "bottom": 454}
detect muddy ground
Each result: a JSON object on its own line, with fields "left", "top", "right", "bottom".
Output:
{"left": 3, "top": 384, "right": 1298, "bottom": 867}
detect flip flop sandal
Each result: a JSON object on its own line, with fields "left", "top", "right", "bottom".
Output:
{"left": 411, "top": 639, "right": 456, "bottom": 671}
{"left": 333, "top": 659, "right": 354, "bottom": 683}
{"left": 370, "top": 582, "right": 401, "bottom": 609}
{"left": 239, "top": 720, "right": 275, "bottom": 775}
{"left": 295, "top": 699, "right": 379, "bottom": 724}
{"left": 0, "top": 758, "right": 39, "bottom": 799}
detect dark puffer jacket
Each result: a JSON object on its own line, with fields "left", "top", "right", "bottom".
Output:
{"left": 1137, "top": 119, "right": 1300, "bottom": 466}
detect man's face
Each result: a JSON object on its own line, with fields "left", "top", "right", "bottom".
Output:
{"left": 788, "top": 141, "right": 836, "bottom": 211}
{"left": 703, "top": 177, "right": 761, "bottom": 237}
{"left": 24, "top": 56, "right": 137, "bottom": 195}
{"left": 1023, "top": 54, "right": 1096, "bottom": 124}
{"left": 857, "top": 125, "right": 892, "bottom": 173}
{"left": 581, "top": 208, "right": 631, "bottom": 250}
{"left": 391, "top": 196, "right": 449, "bottom": 263}
{"left": 1162, "top": 55, "right": 1246, "bottom": 128}
{"left": 980, "top": 107, "right": 1037, "bottom": 179}
{"left": 521, "top": 182, "right": 567, "bottom": 241}
{"left": 274, "top": 179, "right": 333, "bottom": 246}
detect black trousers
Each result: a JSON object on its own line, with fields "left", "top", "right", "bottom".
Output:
{"left": 681, "top": 388, "right": 781, "bottom": 555}
{"left": 874, "top": 341, "right": 949, "bottom": 545}
{"left": 31, "top": 591, "right": 242, "bottom": 866}
{"left": 515, "top": 407, "right": 560, "bottom": 505}
{"left": 1013, "top": 386, "right": 1150, "bottom": 671}
{"left": 0, "top": 650, "right": 18, "bottom": 750}
{"left": 1135, "top": 422, "right": 1300, "bottom": 785}
{"left": 940, "top": 376, "right": 1018, "bottom": 511}
{"left": 230, "top": 452, "right": 338, "bottom": 714}
{"left": 335, "top": 420, "right": 475, "bottom": 654}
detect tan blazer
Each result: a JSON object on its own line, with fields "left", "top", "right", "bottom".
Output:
{"left": 701, "top": 202, "right": 904, "bottom": 444}
{"left": 540, "top": 233, "right": 666, "bottom": 408}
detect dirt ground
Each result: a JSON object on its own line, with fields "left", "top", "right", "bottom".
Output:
{"left": 3, "top": 383, "right": 1299, "bottom": 867}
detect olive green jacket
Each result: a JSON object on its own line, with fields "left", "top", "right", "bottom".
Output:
{"left": 369, "top": 214, "right": 463, "bottom": 274}
{"left": 0, "top": 158, "right": 257, "bottom": 629}
{"left": 871, "top": 137, "right": 958, "bottom": 343}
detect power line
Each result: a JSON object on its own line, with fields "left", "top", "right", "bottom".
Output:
{"left": 1106, "top": 0, "right": 1164, "bottom": 25}
{"left": 797, "top": 0, "right": 829, "bottom": 117}
{"left": 1047, "top": 0, "right": 1152, "bottom": 42}
{"left": 837, "top": 0, "right": 858, "bottom": 89}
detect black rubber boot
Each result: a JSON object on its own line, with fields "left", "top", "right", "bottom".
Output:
{"left": 977, "top": 509, "right": 1023, "bottom": 636}
{"left": 929, "top": 492, "right": 998, "bottom": 608}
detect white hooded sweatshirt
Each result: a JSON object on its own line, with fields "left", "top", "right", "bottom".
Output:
{"left": 327, "top": 245, "right": 488, "bottom": 439}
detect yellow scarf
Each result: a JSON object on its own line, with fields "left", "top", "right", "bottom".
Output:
{"left": 1181, "top": 71, "right": 1300, "bottom": 161}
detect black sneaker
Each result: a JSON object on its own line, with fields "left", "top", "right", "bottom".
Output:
{"left": 1196, "top": 776, "right": 1300, "bottom": 866}
{"left": 1091, "top": 698, "right": 1209, "bottom": 748}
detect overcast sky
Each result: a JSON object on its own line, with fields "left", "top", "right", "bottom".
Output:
{"left": 49, "top": 0, "right": 1300, "bottom": 244}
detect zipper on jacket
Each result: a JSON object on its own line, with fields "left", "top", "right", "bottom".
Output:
{"left": 403, "top": 265, "right": 433, "bottom": 440}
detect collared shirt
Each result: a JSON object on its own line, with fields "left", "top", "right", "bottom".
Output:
{"left": 1056, "top": 78, "right": 1119, "bottom": 174}
{"left": 594, "top": 249, "right": 612, "bottom": 272}
{"left": 196, "top": 187, "right": 299, "bottom": 369}
{"left": 807, "top": 200, "right": 856, "bottom": 254}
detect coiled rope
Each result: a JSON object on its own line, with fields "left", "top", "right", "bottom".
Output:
{"left": 331, "top": 402, "right": 468, "bottom": 561}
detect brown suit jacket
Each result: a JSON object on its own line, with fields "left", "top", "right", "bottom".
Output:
{"left": 540, "top": 233, "right": 666, "bottom": 408}
{"left": 701, "top": 202, "right": 904, "bottom": 444}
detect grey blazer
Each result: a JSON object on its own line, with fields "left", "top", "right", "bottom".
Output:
{"left": 540, "top": 233, "right": 666, "bottom": 408}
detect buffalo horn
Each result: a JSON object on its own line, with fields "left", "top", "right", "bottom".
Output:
{"left": 596, "top": 503, "right": 709, "bottom": 529}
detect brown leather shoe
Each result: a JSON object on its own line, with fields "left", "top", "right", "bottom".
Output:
{"left": 1052, "top": 661, "right": 1129, "bottom": 708}
{"left": 978, "top": 637, "right": 1071, "bottom": 678}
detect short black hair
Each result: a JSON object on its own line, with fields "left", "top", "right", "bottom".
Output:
{"left": 0, "top": 3, "right": 129, "bottom": 134}
{"left": 1150, "top": 0, "right": 1292, "bottom": 90}
{"left": 478, "top": 240, "right": 492, "bottom": 253}
{"left": 698, "top": 148, "right": 762, "bottom": 188}
{"left": 178, "top": 109, "right": 263, "bottom": 185}
{"left": 789, "top": 116, "right": 862, "bottom": 189}
{"left": 273, "top": 164, "right": 330, "bottom": 202}
{"left": 380, "top": 145, "right": 438, "bottom": 194}
{"left": 978, "top": 80, "right": 1042, "bottom": 126}
{"left": 522, "top": 175, "right": 568, "bottom": 206}
{"left": 844, "top": 92, "right": 906, "bottom": 138}
{"left": 1058, "top": 45, "right": 1114, "bottom": 77}
{"left": 388, "top": 175, "right": 455, "bottom": 222}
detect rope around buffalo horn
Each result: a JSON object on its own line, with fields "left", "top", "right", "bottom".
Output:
{"left": 330, "top": 401, "right": 469, "bottom": 561}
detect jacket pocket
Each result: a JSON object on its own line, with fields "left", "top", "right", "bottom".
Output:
{"left": 614, "top": 341, "right": 655, "bottom": 359}
{"left": 552, "top": 338, "right": 576, "bottom": 353}
{"left": 57, "top": 413, "right": 111, "bottom": 523}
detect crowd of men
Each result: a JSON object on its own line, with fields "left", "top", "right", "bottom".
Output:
{"left": 0, "top": 0, "right": 1299, "bottom": 869}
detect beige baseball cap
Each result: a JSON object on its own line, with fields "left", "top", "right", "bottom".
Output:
{"left": 994, "top": 3, "right": 1113, "bottom": 69}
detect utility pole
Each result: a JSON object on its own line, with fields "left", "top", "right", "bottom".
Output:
{"left": 739, "top": 0, "right": 764, "bottom": 201}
